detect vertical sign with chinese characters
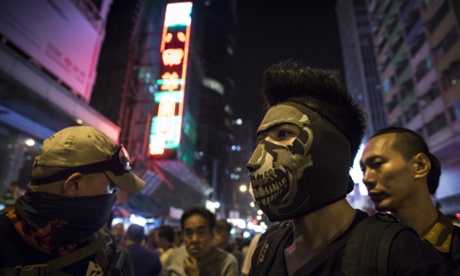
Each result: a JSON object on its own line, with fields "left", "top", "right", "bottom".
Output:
{"left": 149, "top": 2, "right": 192, "bottom": 156}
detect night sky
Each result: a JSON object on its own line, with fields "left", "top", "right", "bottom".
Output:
{"left": 234, "top": 0, "right": 343, "bottom": 124}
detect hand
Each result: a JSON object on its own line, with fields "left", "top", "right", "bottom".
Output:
{"left": 183, "top": 256, "right": 200, "bottom": 276}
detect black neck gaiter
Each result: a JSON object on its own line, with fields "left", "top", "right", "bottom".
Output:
{"left": 11, "top": 191, "right": 116, "bottom": 254}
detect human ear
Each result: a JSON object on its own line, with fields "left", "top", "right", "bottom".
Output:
{"left": 63, "top": 173, "right": 83, "bottom": 197}
{"left": 413, "top": 153, "right": 430, "bottom": 180}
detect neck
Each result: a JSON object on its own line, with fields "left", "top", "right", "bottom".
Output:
{"left": 198, "top": 246, "right": 215, "bottom": 261}
{"left": 125, "top": 239, "right": 138, "bottom": 246}
{"left": 392, "top": 192, "right": 438, "bottom": 235}
{"left": 285, "top": 199, "right": 356, "bottom": 259}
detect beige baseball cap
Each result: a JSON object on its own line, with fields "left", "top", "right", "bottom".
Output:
{"left": 33, "top": 125, "right": 145, "bottom": 192}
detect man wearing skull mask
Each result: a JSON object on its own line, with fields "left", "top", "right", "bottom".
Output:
{"left": 247, "top": 60, "right": 453, "bottom": 275}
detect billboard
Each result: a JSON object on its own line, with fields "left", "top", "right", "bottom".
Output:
{"left": 149, "top": 2, "right": 193, "bottom": 156}
{"left": 0, "top": 0, "right": 107, "bottom": 103}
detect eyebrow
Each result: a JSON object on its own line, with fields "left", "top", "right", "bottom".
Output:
{"left": 360, "top": 155, "right": 382, "bottom": 166}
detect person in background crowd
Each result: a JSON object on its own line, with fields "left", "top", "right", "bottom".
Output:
{"left": 2, "top": 181, "right": 20, "bottom": 209}
{"left": 155, "top": 225, "right": 176, "bottom": 266}
{"left": 212, "top": 218, "right": 243, "bottom": 271}
{"left": 125, "top": 223, "right": 162, "bottom": 276}
{"left": 0, "top": 125, "right": 145, "bottom": 275}
{"left": 246, "top": 60, "right": 454, "bottom": 275}
{"left": 360, "top": 127, "right": 460, "bottom": 274}
{"left": 241, "top": 234, "right": 261, "bottom": 276}
{"left": 146, "top": 228, "right": 158, "bottom": 250}
{"left": 173, "top": 225, "right": 183, "bottom": 247}
{"left": 111, "top": 222, "right": 125, "bottom": 246}
{"left": 162, "top": 206, "right": 238, "bottom": 275}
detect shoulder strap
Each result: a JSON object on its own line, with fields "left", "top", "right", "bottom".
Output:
{"left": 251, "top": 221, "right": 291, "bottom": 276}
{"left": 46, "top": 232, "right": 107, "bottom": 269}
{"left": 342, "top": 212, "right": 416, "bottom": 276}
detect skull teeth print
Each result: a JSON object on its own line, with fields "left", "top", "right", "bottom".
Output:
{"left": 252, "top": 177, "right": 287, "bottom": 206}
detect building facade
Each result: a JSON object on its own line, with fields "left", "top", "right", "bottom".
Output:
{"left": 0, "top": 0, "right": 118, "bottom": 197}
{"left": 92, "top": 0, "right": 238, "bottom": 218}
{"left": 338, "top": 0, "right": 460, "bottom": 214}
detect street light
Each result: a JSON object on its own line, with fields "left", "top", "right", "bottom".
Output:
{"left": 239, "top": 184, "right": 247, "bottom": 193}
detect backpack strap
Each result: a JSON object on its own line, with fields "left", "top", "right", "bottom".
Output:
{"left": 251, "top": 221, "right": 292, "bottom": 275}
{"left": 342, "top": 212, "right": 416, "bottom": 276}
{"left": 46, "top": 231, "right": 107, "bottom": 269}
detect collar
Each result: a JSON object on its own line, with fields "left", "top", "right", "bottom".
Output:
{"left": 421, "top": 211, "right": 454, "bottom": 253}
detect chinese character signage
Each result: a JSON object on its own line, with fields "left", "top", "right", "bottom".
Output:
{"left": 149, "top": 2, "right": 192, "bottom": 156}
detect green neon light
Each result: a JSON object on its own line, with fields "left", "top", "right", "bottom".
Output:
{"left": 149, "top": 116, "right": 181, "bottom": 150}
{"left": 156, "top": 79, "right": 184, "bottom": 85}
{"left": 154, "top": 91, "right": 183, "bottom": 103}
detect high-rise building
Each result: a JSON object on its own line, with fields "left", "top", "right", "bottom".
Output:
{"left": 226, "top": 118, "right": 256, "bottom": 219}
{"left": 0, "top": 0, "right": 118, "bottom": 195}
{"left": 92, "top": 0, "right": 238, "bottom": 218}
{"left": 338, "top": 0, "right": 460, "bottom": 214}
{"left": 336, "top": 0, "right": 387, "bottom": 139}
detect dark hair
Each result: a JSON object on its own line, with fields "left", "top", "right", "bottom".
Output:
{"left": 157, "top": 225, "right": 175, "bottom": 243}
{"left": 126, "top": 224, "right": 145, "bottom": 244}
{"left": 261, "top": 59, "right": 366, "bottom": 162}
{"left": 180, "top": 206, "right": 216, "bottom": 232}
{"left": 371, "top": 127, "right": 441, "bottom": 194}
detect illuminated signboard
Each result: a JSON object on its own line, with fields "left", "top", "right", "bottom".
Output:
{"left": 149, "top": 2, "right": 192, "bottom": 156}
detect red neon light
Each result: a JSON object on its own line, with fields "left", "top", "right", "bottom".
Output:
{"left": 150, "top": 2, "right": 192, "bottom": 156}
{"left": 161, "top": 72, "right": 180, "bottom": 91}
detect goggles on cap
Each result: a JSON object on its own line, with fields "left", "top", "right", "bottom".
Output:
{"left": 32, "top": 144, "right": 132, "bottom": 185}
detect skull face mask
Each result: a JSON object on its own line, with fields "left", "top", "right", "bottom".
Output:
{"left": 247, "top": 102, "right": 352, "bottom": 221}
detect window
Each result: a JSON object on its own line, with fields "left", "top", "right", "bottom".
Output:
{"left": 432, "top": 27, "right": 459, "bottom": 61}
{"left": 403, "top": 102, "right": 419, "bottom": 122}
{"left": 441, "top": 61, "right": 460, "bottom": 89}
{"left": 415, "top": 58, "right": 433, "bottom": 81}
{"left": 448, "top": 99, "right": 460, "bottom": 121}
{"left": 427, "top": 1, "right": 449, "bottom": 33}
{"left": 426, "top": 113, "right": 447, "bottom": 136}
{"left": 419, "top": 83, "right": 440, "bottom": 107}
{"left": 382, "top": 75, "right": 395, "bottom": 93}
{"left": 387, "top": 94, "right": 399, "bottom": 113}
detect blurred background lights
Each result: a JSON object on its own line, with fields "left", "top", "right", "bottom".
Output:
{"left": 25, "top": 138, "right": 35, "bottom": 147}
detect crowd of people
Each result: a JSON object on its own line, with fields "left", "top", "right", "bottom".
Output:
{"left": 0, "top": 59, "right": 458, "bottom": 275}
{"left": 107, "top": 207, "right": 259, "bottom": 276}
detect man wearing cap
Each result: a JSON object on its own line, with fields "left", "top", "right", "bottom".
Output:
{"left": 213, "top": 219, "right": 243, "bottom": 272}
{"left": 0, "top": 125, "right": 145, "bottom": 275}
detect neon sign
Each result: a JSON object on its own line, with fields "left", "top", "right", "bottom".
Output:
{"left": 149, "top": 2, "right": 192, "bottom": 156}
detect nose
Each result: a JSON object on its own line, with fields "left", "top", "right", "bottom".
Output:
{"left": 362, "top": 168, "right": 375, "bottom": 189}
{"left": 247, "top": 145, "right": 263, "bottom": 173}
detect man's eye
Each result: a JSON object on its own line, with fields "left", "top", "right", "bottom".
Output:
{"left": 276, "top": 130, "right": 295, "bottom": 140}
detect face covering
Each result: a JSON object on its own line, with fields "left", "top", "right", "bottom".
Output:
{"left": 247, "top": 102, "right": 351, "bottom": 221}
{"left": 9, "top": 190, "right": 116, "bottom": 255}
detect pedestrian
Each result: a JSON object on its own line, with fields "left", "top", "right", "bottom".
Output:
{"left": 154, "top": 225, "right": 176, "bottom": 266}
{"left": 246, "top": 60, "right": 454, "bottom": 275}
{"left": 213, "top": 218, "right": 243, "bottom": 271}
{"left": 360, "top": 127, "right": 460, "bottom": 274}
{"left": 125, "top": 223, "right": 162, "bottom": 276}
{"left": 162, "top": 206, "right": 238, "bottom": 275}
{"left": 2, "top": 181, "right": 19, "bottom": 209}
{"left": 111, "top": 222, "right": 125, "bottom": 245}
{"left": 0, "top": 125, "right": 145, "bottom": 274}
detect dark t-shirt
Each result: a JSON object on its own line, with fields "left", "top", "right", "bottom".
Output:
{"left": 126, "top": 244, "right": 162, "bottom": 276}
{"left": 250, "top": 210, "right": 454, "bottom": 276}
